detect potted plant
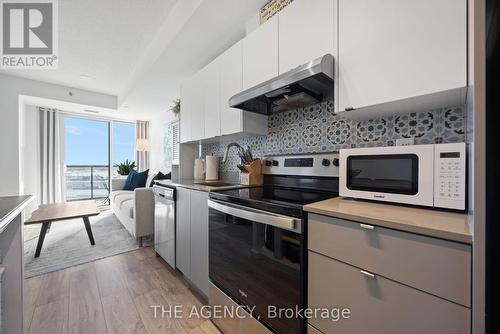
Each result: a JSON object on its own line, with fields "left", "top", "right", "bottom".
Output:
{"left": 116, "top": 159, "right": 136, "bottom": 175}
{"left": 169, "top": 98, "right": 180, "bottom": 119}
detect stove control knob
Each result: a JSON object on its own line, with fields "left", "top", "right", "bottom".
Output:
{"left": 322, "top": 158, "right": 331, "bottom": 167}
{"left": 265, "top": 160, "right": 272, "bottom": 167}
{"left": 332, "top": 158, "right": 340, "bottom": 167}
{"left": 272, "top": 160, "right": 279, "bottom": 167}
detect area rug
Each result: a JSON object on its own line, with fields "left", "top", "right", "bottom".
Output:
{"left": 24, "top": 210, "right": 151, "bottom": 278}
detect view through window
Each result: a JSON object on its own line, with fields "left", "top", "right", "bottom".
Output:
{"left": 64, "top": 117, "right": 135, "bottom": 203}
{"left": 112, "top": 122, "right": 136, "bottom": 175}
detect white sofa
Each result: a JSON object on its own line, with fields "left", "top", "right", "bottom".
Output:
{"left": 110, "top": 177, "right": 154, "bottom": 246}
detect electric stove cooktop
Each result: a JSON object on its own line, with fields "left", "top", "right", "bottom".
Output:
{"left": 210, "top": 153, "right": 340, "bottom": 218}
{"left": 209, "top": 185, "right": 338, "bottom": 218}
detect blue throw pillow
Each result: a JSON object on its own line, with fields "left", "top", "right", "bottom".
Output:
{"left": 124, "top": 170, "right": 137, "bottom": 190}
{"left": 126, "top": 169, "right": 149, "bottom": 190}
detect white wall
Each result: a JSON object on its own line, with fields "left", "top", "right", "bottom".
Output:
{"left": 21, "top": 106, "right": 41, "bottom": 214}
{"left": 148, "top": 111, "right": 176, "bottom": 174}
{"left": 245, "top": 12, "right": 261, "bottom": 35}
{"left": 0, "top": 73, "right": 117, "bottom": 197}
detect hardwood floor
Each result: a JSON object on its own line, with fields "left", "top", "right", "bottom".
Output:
{"left": 24, "top": 247, "right": 221, "bottom": 334}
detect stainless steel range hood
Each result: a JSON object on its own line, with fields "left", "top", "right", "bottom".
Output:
{"left": 229, "top": 54, "right": 334, "bottom": 115}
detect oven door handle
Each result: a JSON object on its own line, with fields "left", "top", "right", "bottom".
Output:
{"left": 207, "top": 199, "right": 302, "bottom": 233}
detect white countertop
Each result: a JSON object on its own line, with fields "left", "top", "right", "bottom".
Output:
{"left": 304, "top": 197, "right": 472, "bottom": 244}
{"left": 0, "top": 195, "right": 35, "bottom": 233}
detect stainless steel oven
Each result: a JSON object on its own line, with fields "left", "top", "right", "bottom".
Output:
{"left": 207, "top": 153, "right": 340, "bottom": 334}
{"left": 208, "top": 198, "right": 305, "bottom": 334}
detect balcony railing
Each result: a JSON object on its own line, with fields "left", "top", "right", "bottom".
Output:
{"left": 65, "top": 165, "right": 110, "bottom": 203}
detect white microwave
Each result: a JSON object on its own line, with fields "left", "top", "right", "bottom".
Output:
{"left": 339, "top": 143, "right": 466, "bottom": 210}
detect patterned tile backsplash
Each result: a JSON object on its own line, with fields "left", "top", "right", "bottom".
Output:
{"left": 202, "top": 99, "right": 466, "bottom": 173}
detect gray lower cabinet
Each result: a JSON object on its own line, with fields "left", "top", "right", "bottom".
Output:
{"left": 189, "top": 190, "right": 209, "bottom": 296}
{"left": 175, "top": 187, "right": 191, "bottom": 277}
{"left": 174, "top": 187, "right": 209, "bottom": 297}
{"left": 307, "top": 214, "right": 472, "bottom": 334}
{"left": 308, "top": 213, "right": 471, "bottom": 307}
{"left": 308, "top": 251, "right": 470, "bottom": 334}
{"left": 0, "top": 214, "right": 25, "bottom": 334}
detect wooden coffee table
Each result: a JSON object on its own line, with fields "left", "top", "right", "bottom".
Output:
{"left": 25, "top": 200, "right": 100, "bottom": 258}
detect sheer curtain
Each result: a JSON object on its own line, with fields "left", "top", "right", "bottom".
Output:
{"left": 136, "top": 120, "right": 150, "bottom": 171}
{"left": 38, "top": 107, "right": 64, "bottom": 204}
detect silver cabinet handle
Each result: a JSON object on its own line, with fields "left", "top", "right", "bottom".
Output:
{"left": 360, "top": 270, "right": 376, "bottom": 278}
{"left": 360, "top": 223, "right": 375, "bottom": 230}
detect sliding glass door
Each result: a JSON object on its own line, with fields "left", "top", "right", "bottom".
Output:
{"left": 63, "top": 117, "right": 135, "bottom": 205}
{"left": 64, "top": 117, "right": 110, "bottom": 203}
{"left": 112, "top": 122, "right": 136, "bottom": 176}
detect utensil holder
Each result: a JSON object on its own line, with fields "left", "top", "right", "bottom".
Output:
{"left": 239, "top": 160, "right": 263, "bottom": 185}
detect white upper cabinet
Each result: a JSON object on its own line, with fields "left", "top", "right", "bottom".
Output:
{"left": 203, "top": 59, "right": 221, "bottom": 139}
{"left": 180, "top": 78, "right": 193, "bottom": 143}
{"left": 242, "top": 15, "right": 279, "bottom": 90}
{"left": 180, "top": 41, "right": 267, "bottom": 143}
{"left": 189, "top": 70, "right": 205, "bottom": 141}
{"left": 338, "top": 0, "right": 467, "bottom": 113}
{"left": 220, "top": 41, "right": 243, "bottom": 136}
{"left": 278, "top": 0, "right": 337, "bottom": 74}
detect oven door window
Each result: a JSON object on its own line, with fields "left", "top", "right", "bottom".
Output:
{"left": 209, "top": 207, "right": 303, "bottom": 334}
{"left": 347, "top": 154, "right": 419, "bottom": 195}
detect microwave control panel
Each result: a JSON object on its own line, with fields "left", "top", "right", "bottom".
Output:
{"left": 434, "top": 143, "right": 466, "bottom": 210}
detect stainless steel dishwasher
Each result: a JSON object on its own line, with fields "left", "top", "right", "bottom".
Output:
{"left": 153, "top": 184, "right": 175, "bottom": 269}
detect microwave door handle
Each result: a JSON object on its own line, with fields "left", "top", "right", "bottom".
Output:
{"left": 207, "top": 199, "right": 302, "bottom": 233}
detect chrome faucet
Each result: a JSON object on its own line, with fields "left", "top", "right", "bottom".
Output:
{"left": 222, "top": 142, "right": 245, "bottom": 163}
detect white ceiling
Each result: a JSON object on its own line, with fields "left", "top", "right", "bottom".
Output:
{"left": 1, "top": 0, "right": 268, "bottom": 118}
{"left": 1, "top": 0, "right": 178, "bottom": 96}
{"left": 119, "top": 0, "right": 268, "bottom": 117}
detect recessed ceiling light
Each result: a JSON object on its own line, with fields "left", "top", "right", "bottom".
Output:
{"left": 79, "top": 74, "right": 91, "bottom": 79}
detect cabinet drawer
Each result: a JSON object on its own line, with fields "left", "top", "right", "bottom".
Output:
{"left": 209, "top": 282, "right": 272, "bottom": 334}
{"left": 240, "top": 314, "right": 272, "bottom": 334}
{"left": 209, "top": 282, "right": 240, "bottom": 334}
{"left": 307, "top": 324, "right": 323, "bottom": 334}
{"left": 308, "top": 252, "right": 470, "bottom": 334}
{"left": 308, "top": 214, "right": 471, "bottom": 307}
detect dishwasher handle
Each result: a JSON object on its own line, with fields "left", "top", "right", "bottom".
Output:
{"left": 153, "top": 185, "right": 175, "bottom": 201}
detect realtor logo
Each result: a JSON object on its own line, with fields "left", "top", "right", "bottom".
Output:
{"left": 1, "top": 0, "right": 58, "bottom": 69}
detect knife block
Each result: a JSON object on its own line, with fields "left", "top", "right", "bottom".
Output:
{"left": 239, "top": 160, "right": 263, "bottom": 185}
